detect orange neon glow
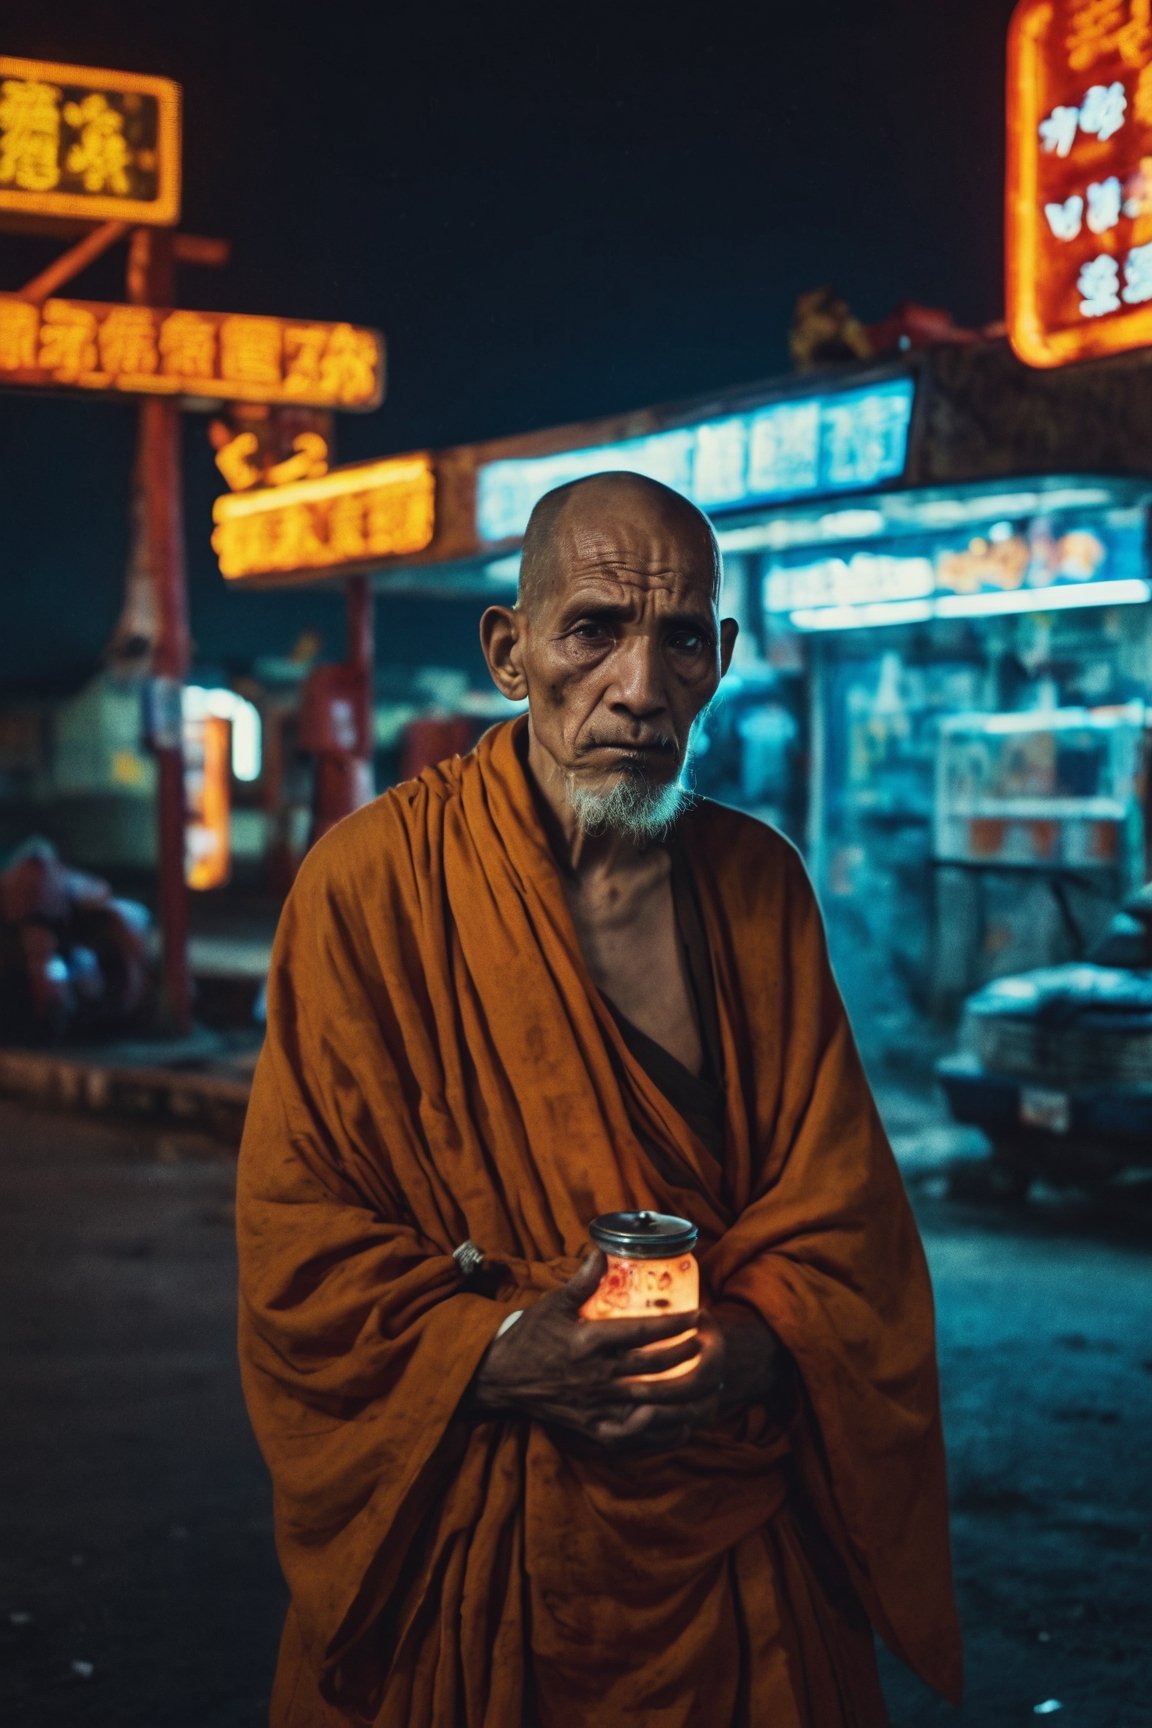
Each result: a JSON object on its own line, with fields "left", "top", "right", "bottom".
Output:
{"left": 580, "top": 1251, "right": 700, "bottom": 1382}
{"left": 1007, "top": 0, "right": 1152, "bottom": 366}
{"left": 0, "top": 56, "right": 180, "bottom": 227}
{"left": 213, "top": 429, "right": 330, "bottom": 492}
{"left": 267, "top": 430, "right": 330, "bottom": 487}
{"left": 0, "top": 293, "right": 384, "bottom": 409}
{"left": 213, "top": 429, "right": 263, "bottom": 491}
{"left": 185, "top": 713, "right": 231, "bottom": 891}
{"left": 211, "top": 454, "right": 435, "bottom": 582}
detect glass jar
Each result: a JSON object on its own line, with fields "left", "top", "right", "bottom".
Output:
{"left": 580, "top": 1209, "right": 699, "bottom": 1380}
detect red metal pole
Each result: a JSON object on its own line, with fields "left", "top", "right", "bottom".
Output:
{"left": 346, "top": 574, "right": 376, "bottom": 802}
{"left": 131, "top": 230, "right": 193, "bottom": 1034}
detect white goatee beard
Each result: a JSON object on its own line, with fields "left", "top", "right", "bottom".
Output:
{"left": 565, "top": 770, "right": 691, "bottom": 845}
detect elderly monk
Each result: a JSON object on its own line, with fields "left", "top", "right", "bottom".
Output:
{"left": 237, "top": 471, "right": 962, "bottom": 1728}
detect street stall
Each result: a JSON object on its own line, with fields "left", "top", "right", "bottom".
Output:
{"left": 753, "top": 459, "right": 1152, "bottom": 1046}
{"left": 294, "top": 336, "right": 1152, "bottom": 1065}
{"left": 208, "top": 0, "right": 1152, "bottom": 1062}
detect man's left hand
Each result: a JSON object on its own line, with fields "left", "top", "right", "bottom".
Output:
{"left": 596, "top": 1302, "right": 786, "bottom": 1449}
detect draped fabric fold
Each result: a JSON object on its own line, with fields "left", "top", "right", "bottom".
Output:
{"left": 237, "top": 715, "right": 961, "bottom": 1727}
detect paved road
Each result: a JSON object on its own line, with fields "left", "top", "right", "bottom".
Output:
{"left": 0, "top": 1097, "right": 1149, "bottom": 1727}
{"left": 0, "top": 1103, "right": 282, "bottom": 1728}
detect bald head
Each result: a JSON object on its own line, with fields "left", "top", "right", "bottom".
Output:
{"left": 516, "top": 472, "right": 722, "bottom": 616}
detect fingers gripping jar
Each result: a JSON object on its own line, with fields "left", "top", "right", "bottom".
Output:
{"left": 580, "top": 1210, "right": 699, "bottom": 1380}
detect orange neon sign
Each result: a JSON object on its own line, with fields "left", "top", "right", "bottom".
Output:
{"left": 211, "top": 455, "right": 436, "bottom": 583}
{"left": 0, "top": 56, "right": 180, "bottom": 227}
{"left": 1007, "top": 0, "right": 1152, "bottom": 365}
{"left": 0, "top": 293, "right": 384, "bottom": 409}
{"left": 213, "top": 427, "right": 331, "bottom": 491}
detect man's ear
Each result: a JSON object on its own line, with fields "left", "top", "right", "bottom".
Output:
{"left": 719, "top": 617, "right": 739, "bottom": 677}
{"left": 480, "top": 605, "right": 529, "bottom": 701}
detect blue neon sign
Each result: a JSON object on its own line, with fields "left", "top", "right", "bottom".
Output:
{"left": 762, "top": 508, "right": 1147, "bottom": 623}
{"left": 476, "top": 377, "right": 915, "bottom": 543}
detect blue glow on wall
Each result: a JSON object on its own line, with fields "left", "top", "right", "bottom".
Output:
{"left": 476, "top": 377, "right": 916, "bottom": 543}
{"left": 762, "top": 507, "right": 1148, "bottom": 616}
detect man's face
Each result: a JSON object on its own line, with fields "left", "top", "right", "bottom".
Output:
{"left": 512, "top": 486, "right": 735, "bottom": 819}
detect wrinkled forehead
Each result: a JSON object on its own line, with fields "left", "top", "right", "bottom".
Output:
{"left": 550, "top": 487, "right": 721, "bottom": 603}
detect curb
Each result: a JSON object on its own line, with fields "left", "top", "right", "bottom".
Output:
{"left": 0, "top": 1047, "right": 252, "bottom": 1139}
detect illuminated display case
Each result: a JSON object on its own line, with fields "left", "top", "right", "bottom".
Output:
{"left": 934, "top": 704, "right": 1148, "bottom": 877}
{"left": 762, "top": 502, "right": 1150, "bottom": 630}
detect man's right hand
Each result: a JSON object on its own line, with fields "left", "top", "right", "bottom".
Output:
{"left": 467, "top": 1250, "right": 704, "bottom": 1448}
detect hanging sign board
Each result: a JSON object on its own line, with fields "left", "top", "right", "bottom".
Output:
{"left": 211, "top": 454, "right": 436, "bottom": 584}
{"left": 476, "top": 379, "right": 915, "bottom": 543}
{"left": 1007, "top": 0, "right": 1152, "bottom": 365}
{"left": 0, "top": 55, "right": 180, "bottom": 228}
{"left": 0, "top": 293, "right": 384, "bottom": 409}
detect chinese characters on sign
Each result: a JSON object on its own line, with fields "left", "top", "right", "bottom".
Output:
{"left": 0, "top": 294, "right": 384, "bottom": 409}
{"left": 476, "top": 380, "right": 915, "bottom": 542}
{"left": 211, "top": 456, "right": 436, "bottom": 582}
{"left": 0, "top": 56, "right": 180, "bottom": 226}
{"left": 1007, "top": 0, "right": 1152, "bottom": 364}
{"left": 213, "top": 427, "right": 331, "bottom": 491}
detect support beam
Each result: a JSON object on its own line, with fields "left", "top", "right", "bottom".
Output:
{"left": 19, "top": 221, "right": 128, "bottom": 302}
{"left": 132, "top": 228, "right": 193, "bottom": 1034}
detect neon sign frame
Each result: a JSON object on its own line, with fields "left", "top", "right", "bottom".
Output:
{"left": 476, "top": 378, "right": 916, "bottom": 544}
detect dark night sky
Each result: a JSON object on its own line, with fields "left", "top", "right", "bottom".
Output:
{"left": 1, "top": 0, "right": 1021, "bottom": 687}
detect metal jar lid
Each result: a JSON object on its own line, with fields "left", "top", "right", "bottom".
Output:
{"left": 588, "top": 1209, "right": 698, "bottom": 1258}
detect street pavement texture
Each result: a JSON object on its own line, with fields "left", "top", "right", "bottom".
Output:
{"left": 0, "top": 1096, "right": 1149, "bottom": 1728}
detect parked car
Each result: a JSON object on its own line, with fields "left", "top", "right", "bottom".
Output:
{"left": 936, "top": 881, "right": 1152, "bottom": 1193}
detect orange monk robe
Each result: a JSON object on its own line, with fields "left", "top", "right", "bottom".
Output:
{"left": 237, "top": 715, "right": 962, "bottom": 1728}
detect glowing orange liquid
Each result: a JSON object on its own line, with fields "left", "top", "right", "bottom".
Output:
{"left": 580, "top": 1251, "right": 699, "bottom": 1381}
